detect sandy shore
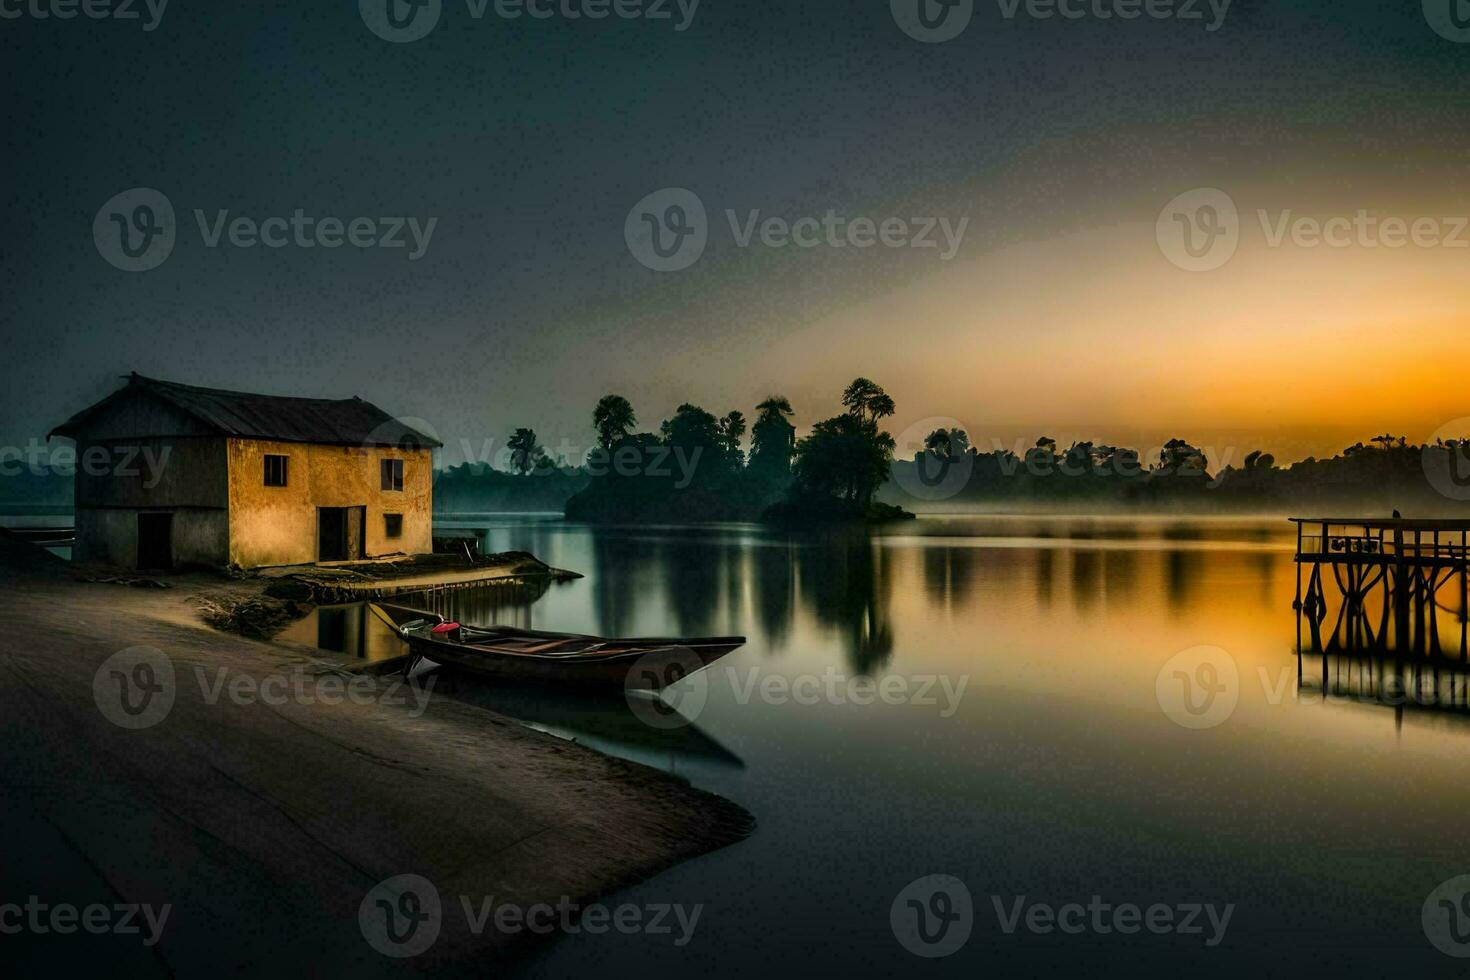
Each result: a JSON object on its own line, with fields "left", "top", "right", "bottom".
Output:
{"left": 0, "top": 542, "right": 753, "bottom": 975}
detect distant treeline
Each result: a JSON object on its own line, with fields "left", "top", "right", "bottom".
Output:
{"left": 433, "top": 464, "right": 589, "bottom": 514}
{"left": 881, "top": 433, "right": 1470, "bottom": 515}
{"left": 15, "top": 412, "right": 1470, "bottom": 524}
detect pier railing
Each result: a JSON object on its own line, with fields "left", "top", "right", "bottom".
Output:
{"left": 1291, "top": 517, "right": 1470, "bottom": 659}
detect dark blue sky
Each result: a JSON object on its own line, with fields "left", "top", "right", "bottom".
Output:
{"left": 5, "top": 0, "right": 1469, "bottom": 462}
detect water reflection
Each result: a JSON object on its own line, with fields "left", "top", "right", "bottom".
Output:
{"left": 404, "top": 577, "right": 554, "bottom": 628}
{"left": 445, "top": 678, "right": 744, "bottom": 773}
{"left": 276, "top": 578, "right": 556, "bottom": 663}
{"left": 1298, "top": 652, "right": 1470, "bottom": 733}
{"left": 277, "top": 602, "right": 406, "bottom": 663}
{"left": 425, "top": 517, "right": 1298, "bottom": 678}
{"left": 752, "top": 542, "right": 796, "bottom": 648}
{"left": 794, "top": 533, "right": 893, "bottom": 675}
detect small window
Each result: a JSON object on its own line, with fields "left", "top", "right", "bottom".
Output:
{"left": 380, "top": 458, "right": 404, "bottom": 492}
{"left": 384, "top": 514, "right": 403, "bottom": 539}
{"left": 264, "top": 454, "right": 288, "bottom": 487}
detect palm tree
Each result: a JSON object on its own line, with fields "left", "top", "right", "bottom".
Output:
{"left": 755, "top": 395, "right": 794, "bottom": 425}
{"left": 841, "top": 378, "right": 895, "bottom": 423}
{"left": 719, "top": 410, "right": 747, "bottom": 462}
{"left": 506, "top": 428, "right": 541, "bottom": 474}
{"left": 592, "top": 395, "right": 636, "bottom": 450}
{"left": 751, "top": 395, "right": 797, "bottom": 478}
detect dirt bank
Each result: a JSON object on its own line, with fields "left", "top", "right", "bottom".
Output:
{"left": 0, "top": 544, "right": 753, "bottom": 976}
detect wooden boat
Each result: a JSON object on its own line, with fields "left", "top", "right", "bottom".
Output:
{"left": 374, "top": 603, "right": 745, "bottom": 688}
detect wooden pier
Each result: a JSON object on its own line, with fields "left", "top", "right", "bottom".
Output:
{"left": 1292, "top": 517, "right": 1470, "bottom": 659}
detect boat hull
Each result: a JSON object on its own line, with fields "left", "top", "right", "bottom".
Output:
{"left": 376, "top": 604, "right": 743, "bottom": 689}
{"left": 403, "top": 635, "right": 742, "bottom": 688}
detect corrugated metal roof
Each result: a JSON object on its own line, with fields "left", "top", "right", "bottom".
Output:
{"left": 50, "top": 374, "right": 442, "bottom": 448}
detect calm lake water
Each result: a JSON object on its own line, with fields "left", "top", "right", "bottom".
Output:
{"left": 322, "top": 513, "right": 1470, "bottom": 977}
{"left": 31, "top": 508, "right": 1469, "bottom": 973}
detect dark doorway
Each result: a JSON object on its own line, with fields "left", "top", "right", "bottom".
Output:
{"left": 318, "top": 507, "right": 366, "bottom": 562}
{"left": 137, "top": 513, "right": 173, "bottom": 570}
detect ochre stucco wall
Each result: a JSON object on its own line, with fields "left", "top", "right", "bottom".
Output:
{"left": 226, "top": 438, "right": 433, "bottom": 568}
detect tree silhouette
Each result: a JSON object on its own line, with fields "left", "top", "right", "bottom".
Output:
{"left": 751, "top": 396, "right": 797, "bottom": 476}
{"left": 924, "top": 427, "right": 971, "bottom": 461}
{"left": 506, "top": 427, "right": 541, "bottom": 475}
{"left": 1159, "top": 438, "right": 1208, "bottom": 475}
{"left": 841, "top": 378, "right": 896, "bottom": 423}
{"left": 792, "top": 378, "right": 899, "bottom": 510}
{"left": 593, "top": 395, "right": 636, "bottom": 450}
{"left": 719, "top": 410, "right": 747, "bottom": 465}
{"left": 660, "top": 403, "right": 722, "bottom": 451}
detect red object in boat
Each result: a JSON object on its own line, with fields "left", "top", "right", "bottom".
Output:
{"left": 431, "top": 622, "right": 461, "bottom": 634}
